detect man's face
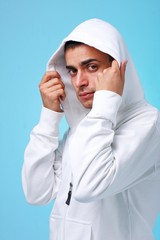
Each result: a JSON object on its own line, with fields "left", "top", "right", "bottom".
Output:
{"left": 65, "top": 44, "right": 112, "bottom": 108}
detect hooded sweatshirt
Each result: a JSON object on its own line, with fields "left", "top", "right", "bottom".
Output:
{"left": 22, "top": 18, "right": 160, "bottom": 240}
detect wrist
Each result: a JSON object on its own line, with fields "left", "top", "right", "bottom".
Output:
{"left": 90, "top": 90, "right": 122, "bottom": 126}
{"left": 35, "top": 106, "right": 64, "bottom": 136}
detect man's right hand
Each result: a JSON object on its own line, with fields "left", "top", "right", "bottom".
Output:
{"left": 39, "top": 71, "right": 66, "bottom": 112}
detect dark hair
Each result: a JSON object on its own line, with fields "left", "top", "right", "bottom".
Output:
{"left": 64, "top": 40, "right": 114, "bottom": 63}
{"left": 64, "top": 40, "right": 84, "bottom": 52}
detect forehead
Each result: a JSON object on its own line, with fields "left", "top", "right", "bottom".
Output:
{"left": 65, "top": 44, "right": 108, "bottom": 65}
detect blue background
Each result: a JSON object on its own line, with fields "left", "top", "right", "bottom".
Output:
{"left": 0, "top": 0, "right": 160, "bottom": 239}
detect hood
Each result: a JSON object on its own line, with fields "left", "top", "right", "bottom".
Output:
{"left": 47, "top": 18, "right": 144, "bottom": 129}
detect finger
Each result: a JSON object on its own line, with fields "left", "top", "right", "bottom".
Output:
{"left": 44, "top": 84, "right": 65, "bottom": 94}
{"left": 44, "top": 88, "right": 66, "bottom": 105}
{"left": 111, "top": 60, "right": 119, "bottom": 69}
{"left": 40, "top": 78, "right": 65, "bottom": 89}
{"left": 120, "top": 60, "right": 127, "bottom": 82}
{"left": 59, "top": 90, "right": 66, "bottom": 101}
{"left": 40, "top": 78, "right": 65, "bottom": 93}
{"left": 40, "top": 71, "right": 61, "bottom": 84}
{"left": 55, "top": 88, "right": 66, "bottom": 101}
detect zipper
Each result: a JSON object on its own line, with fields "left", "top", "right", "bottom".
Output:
{"left": 65, "top": 182, "right": 73, "bottom": 205}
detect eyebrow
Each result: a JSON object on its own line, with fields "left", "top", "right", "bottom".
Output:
{"left": 80, "top": 58, "right": 101, "bottom": 66}
{"left": 66, "top": 58, "right": 101, "bottom": 69}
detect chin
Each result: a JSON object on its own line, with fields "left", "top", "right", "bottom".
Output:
{"left": 81, "top": 101, "right": 93, "bottom": 109}
{"left": 77, "top": 96, "right": 93, "bottom": 109}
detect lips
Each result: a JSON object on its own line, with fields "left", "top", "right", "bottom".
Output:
{"left": 78, "top": 91, "right": 95, "bottom": 100}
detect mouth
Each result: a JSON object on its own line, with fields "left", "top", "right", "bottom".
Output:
{"left": 78, "top": 91, "right": 95, "bottom": 100}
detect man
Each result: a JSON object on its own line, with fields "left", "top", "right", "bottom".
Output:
{"left": 22, "top": 18, "right": 160, "bottom": 240}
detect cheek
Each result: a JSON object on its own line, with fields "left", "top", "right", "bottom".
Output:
{"left": 91, "top": 78, "right": 96, "bottom": 87}
{"left": 89, "top": 75, "right": 97, "bottom": 88}
{"left": 71, "top": 79, "right": 78, "bottom": 91}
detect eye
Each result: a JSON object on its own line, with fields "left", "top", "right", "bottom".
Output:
{"left": 87, "top": 64, "right": 98, "bottom": 72}
{"left": 67, "top": 68, "right": 77, "bottom": 77}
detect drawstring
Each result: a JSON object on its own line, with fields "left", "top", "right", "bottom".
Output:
{"left": 65, "top": 182, "right": 73, "bottom": 205}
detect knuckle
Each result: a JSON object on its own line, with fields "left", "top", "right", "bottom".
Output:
{"left": 103, "top": 69, "right": 108, "bottom": 74}
{"left": 97, "top": 72, "right": 103, "bottom": 78}
{"left": 111, "top": 67, "right": 117, "bottom": 74}
{"left": 58, "top": 88, "right": 63, "bottom": 94}
{"left": 52, "top": 77, "right": 61, "bottom": 86}
{"left": 39, "top": 84, "right": 44, "bottom": 92}
{"left": 43, "top": 72, "right": 50, "bottom": 79}
{"left": 45, "top": 71, "right": 55, "bottom": 77}
{"left": 40, "top": 86, "right": 48, "bottom": 96}
{"left": 56, "top": 83, "right": 63, "bottom": 90}
{"left": 39, "top": 85, "right": 43, "bottom": 92}
{"left": 54, "top": 77, "right": 60, "bottom": 83}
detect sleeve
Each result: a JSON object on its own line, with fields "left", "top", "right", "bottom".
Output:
{"left": 69, "top": 90, "right": 159, "bottom": 203}
{"left": 22, "top": 107, "right": 65, "bottom": 205}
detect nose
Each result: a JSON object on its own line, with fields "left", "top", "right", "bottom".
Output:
{"left": 75, "top": 71, "right": 88, "bottom": 88}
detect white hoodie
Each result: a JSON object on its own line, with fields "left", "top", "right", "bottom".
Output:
{"left": 22, "top": 18, "right": 160, "bottom": 240}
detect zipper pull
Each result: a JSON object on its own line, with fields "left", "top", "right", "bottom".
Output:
{"left": 65, "top": 182, "right": 73, "bottom": 205}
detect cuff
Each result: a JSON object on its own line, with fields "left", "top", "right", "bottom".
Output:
{"left": 90, "top": 90, "right": 122, "bottom": 126}
{"left": 35, "top": 106, "right": 64, "bottom": 135}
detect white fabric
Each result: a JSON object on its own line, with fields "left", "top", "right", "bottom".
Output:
{"left": 22, "top": 18, "right": 160, "bottom": 240}
{"left": 47, "top": 18, "right": 144, "bottom": 129}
